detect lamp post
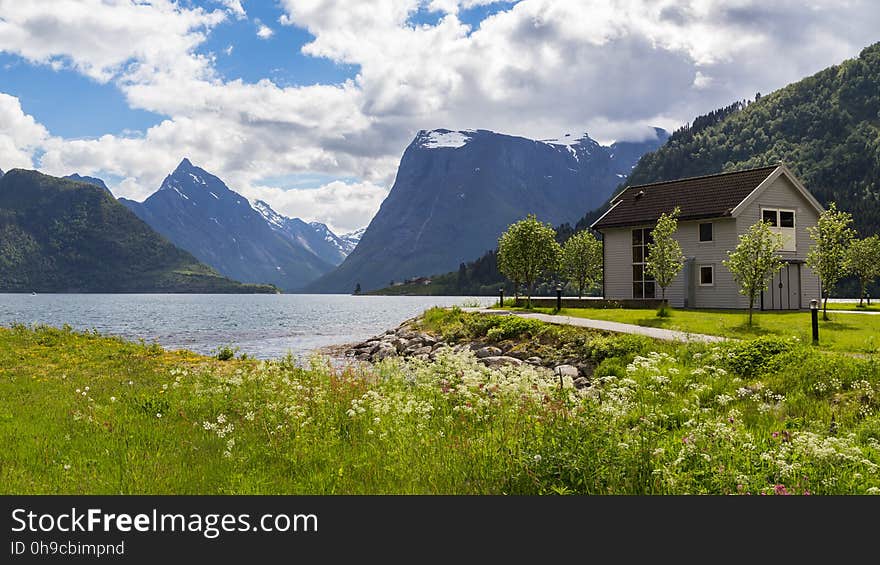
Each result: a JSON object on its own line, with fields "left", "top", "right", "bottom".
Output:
{"left": 499, "top": 288, "right": 504, "bottom": 308}
{"left": 810, "top": 299, "right": 819, "bottom": 344}
{"left": 556, "top": 283, "right": 563, "bottom": 313}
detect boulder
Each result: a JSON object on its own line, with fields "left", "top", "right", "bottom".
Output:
{"left": 411, "top": 346, "right": 434, "bottom": 357}
{"left": 573, "top": 377, "right": 591, "bottom": 389}
{"left": 480, "top": 356, "right": 523, "bottom": 368}
{"left": 374, "top": 343, "right": 397, "bottom": 360}
{"left": 554, "top": 365, "right": 580, "bottom": 379}
{"left": 475, "top": 346, "right": 503, "bottom": 359}
{"left": 525, "top": 356, "right": 543, "bottom": 366}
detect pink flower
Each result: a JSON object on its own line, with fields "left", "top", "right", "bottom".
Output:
{"left": 774, "top": 484, "right": 790, "bottom": 496}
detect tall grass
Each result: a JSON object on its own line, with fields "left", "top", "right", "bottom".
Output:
{"left": 1, "top": 320, "right": 878, "bottom": 494}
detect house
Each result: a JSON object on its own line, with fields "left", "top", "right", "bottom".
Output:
{"left": 591, "top": 163, "right": 825, "bottom": 310}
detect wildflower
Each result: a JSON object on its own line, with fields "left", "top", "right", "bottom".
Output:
{"left": 156, "top": 413, "right": 162, "bottom": 419}
{"left": 244, "top": 411, "right": 255, "bottom": 421}
{"left": 533, "top": 454, "right": 542, "bottom": 463}
{"left": 84, "top": 386, "right": 90, "bottom": 392}
{"left": 63, "top": 464, "right": 71, "bottom": 471}
{"left": 216, "top": 414, "right": 227, "bottom": 424}
{"left": 110, "top": 396, "right": 117, "bottom": 403}
{"left": 774, "top": 484, "right": 789, "bottom": 496}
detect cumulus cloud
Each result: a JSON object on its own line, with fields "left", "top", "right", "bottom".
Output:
{"left": 255, "top": 19, "right": 274, "bottom": 39}
{"left": 0, "top": 93, "right": 51, "bottom": 170}
{"left": 241, "top": 180, "right": 389, "bottom": 234}
{"left": 215, "top": 0, "right": 246, "bottom": 19}
{"left": 1, "top": 0, "right": 880, "bottom": 229}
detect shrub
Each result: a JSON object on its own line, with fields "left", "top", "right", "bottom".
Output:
{"left": 485, "top": 317, "right": 545, "bottom": 341}
{"left": 586, "top": 334, "right": 652, "bottom": 362}
{"left": 215, "top": 345, "right": 238, "bottom": 361}
{"left": 722, "top": 335, "right": 798, "bottom": 377}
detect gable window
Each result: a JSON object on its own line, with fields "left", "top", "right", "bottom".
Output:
{"left": 632, "top": 228, "right": 655, "bottom": 299}
{"left": 699, "top": 222, "right": 713, "bottom": 242}
{"left": 761, "top": 208, "right": 796, "bottom": 251}
{"left": 699, "top": 265, "right": 714, "bottom": 286}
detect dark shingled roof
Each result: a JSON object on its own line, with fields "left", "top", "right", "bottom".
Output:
{"left": 592, "top": 165, "right": 780, "bottom": 230}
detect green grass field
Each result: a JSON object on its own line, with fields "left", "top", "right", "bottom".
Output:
{"left": 2, "top": 317, "right": 880, "bottom": 495}
{"left": 508, "top": 306, "right": 880, "bottom": 354}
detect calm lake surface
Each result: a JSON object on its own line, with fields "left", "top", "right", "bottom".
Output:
{"left": 0, "top": 294, "right": 495, "bottom": 360}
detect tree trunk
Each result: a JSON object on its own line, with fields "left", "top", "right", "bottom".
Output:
{"left": 859, "top": 279, "right": 866, "bottom": 307}
{"left": 527, "top": 281, "right": 534, "bottom": 309}
{"left": 823, "top": 291, "right": 829, "bottom": 321}
{"left": 748, "top": 303, "right": 754, "bottom": 326}
{"left": 578, "top": 281, "right": 583, "bottom": 300}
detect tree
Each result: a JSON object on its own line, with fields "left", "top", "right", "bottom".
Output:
{"left": 723, "top": 220, "right": 785, "bottom": 326}
{"left": 354, "top": 282, "right": 361, "bottom": 295}
{"left": 561, "top": 230, "right": 603, "bottom": 298}
{"left": 844, "top": 234, "right": 880, "bottom": 306}
{"left": 807, "top": 203, "right": 856, "bottom": 320}
{"left": 497, "top": 214, "right": 562, "bottom": 308}
{"left": 645, "top": 207, "right": 685, "bottom": 303}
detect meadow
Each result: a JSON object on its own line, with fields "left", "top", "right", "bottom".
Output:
{"left": 1, "top": 312, "right": 879, "bottom": 495}
{"left": 507, "top": 305, "right": 880, "bottom": 354}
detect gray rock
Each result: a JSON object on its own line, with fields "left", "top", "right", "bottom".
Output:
{"left": 411, "top": 346, "right": 433, "bottom": 356}
{"left": 420, "top": 333, "right": 438, "bottom": 346}
{"left": 475, "top": 346, "right": 503, "bottom": 359}
{"left": 525, "top": 356, "right": 543, "bottom": 365}
{"left": 431, "top": 342, "right": 448, "bottom": 352}
{"left": 480, "top": 356, "right": 523, "bottom": 368}
{"left": 554, "top": 365, "right": 580, "bottom": 379}
{"left": 573, "top": 377, "right": 590, "bottom": 389}
{"left": 374, "top": 343, "right": 397, "bottom": 360}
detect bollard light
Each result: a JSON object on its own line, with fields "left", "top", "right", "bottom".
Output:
{"left": 556, "top": 284, "right": 562, "bottom": 313}
{"left": 499, "top": 288, "right": 504, "bottom": 308}
{"left": 810, "top": 299, "right": 819, "bottom": 344}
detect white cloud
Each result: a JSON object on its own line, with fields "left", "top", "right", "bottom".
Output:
{"left": 255, "top": 19, "right": 274, "bottom": 39}
{"left": 224, "top": 44, "right": 234, "bottom": 55}
{"left": 241, "top": 180, "right": 389, "bottom": 234}
{"left": 215, "top": 0, "right": 246, "bottom": 19}
{"left": 0, "top": 0, "right": 225, "bottom": 83}
{"left": 2, "top": 0, "right": 880, "bottom": 229}
{"left": 0, "top": 93, "right": 50, "bottom": 170}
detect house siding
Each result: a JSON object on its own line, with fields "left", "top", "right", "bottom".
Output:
{"left": 735, "top": 174, "right": 821, "bottom": 308}
{"left": 599, "top": 172, "right": 822, "bottom": 310}
{"left": 602, "top": 227, "right": 635, "bottom": 302}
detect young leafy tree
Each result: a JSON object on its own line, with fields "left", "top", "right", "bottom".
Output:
{"left": 645, "top": 207, "right": 685, "bottom": 304}
{"left": 723, "top": 220, "right": 785, "bottom": 326}
{"left": 807, "top": 203, "right": 856, "bottom": 320}
{"left": 844, "top": 234, "right": 880, "bottom": 307}
{"left": 497, "top": 214, "right": 562, "bottom": 309}
{"left": 562, "top": 230, "right": 603, "bottom": 299}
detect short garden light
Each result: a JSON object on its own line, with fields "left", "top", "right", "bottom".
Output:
{"left": 810, "top": 299, "right": 819, "bottom": 344}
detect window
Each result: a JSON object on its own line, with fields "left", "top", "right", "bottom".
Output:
{"left": 699, "top": 222, "right": 713, "bottom": 242}
{"left": 761, "top": 208, "right": 796, "bottom": 252}
{"left": 699, "top": 265, "right": 714, "bottom": 286}
{"left": 632, "top": 228, "right": 655, "bottom": 298}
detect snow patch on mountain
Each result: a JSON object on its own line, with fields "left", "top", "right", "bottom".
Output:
{"left": 419, "top": 129, "right": 476, "bottom": 149}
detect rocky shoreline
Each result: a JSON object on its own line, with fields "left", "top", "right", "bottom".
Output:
{"left": 343, "top": 316, "right": 593, "bottom": 389}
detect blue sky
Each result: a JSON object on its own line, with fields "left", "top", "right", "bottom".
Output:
{"left": 1, "top": 0, "right": 878, "bottom": 233}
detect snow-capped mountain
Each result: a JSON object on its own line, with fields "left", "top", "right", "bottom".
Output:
{"left": 307, "top": 127, "right": 668, "bottom": 293}
{"left": 340, "top": 227, "right": 365, "bottom": 253}
{"left": 120, "top": 158, "right": 334, "bottom": 291}
{"left": 251, "top": 199, "right": 351, "bottom": 266}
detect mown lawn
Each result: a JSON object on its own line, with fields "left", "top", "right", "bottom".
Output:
{"left": 509, "top": 306, "right": 880, "bottom": 354}
{"left": 2, "top": 317, "right": 880, "bottom": 495}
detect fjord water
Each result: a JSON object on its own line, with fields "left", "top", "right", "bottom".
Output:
{"left": 0, "top": 294, "right": 494, "bottom": 360}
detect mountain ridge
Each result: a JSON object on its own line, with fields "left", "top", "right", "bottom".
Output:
{"left": 0, "top": 168, "right": 275, "bottom": 293}
{"left": 304, "top": 126, "right": 668, "bottom": 293}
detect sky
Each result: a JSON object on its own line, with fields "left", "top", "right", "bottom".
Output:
{"left": 0, "top": 1, "right": 879, "bottom": 234}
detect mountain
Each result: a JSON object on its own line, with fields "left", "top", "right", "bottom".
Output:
{"left": 305, "top": 127, "right": 668, "bottom": 292}
{"left": 0, "top": 169, "right": 276, "bottom": 293}
{"left": 64, "top": 173, "right": 111, "bottom": 193}
{"left": 622, "top": 41, "right": 880, "bottom": 238}
{"left": 251, "top": 200, "right": 350, "bottom": 266}
{"left": 120, "top": 159, "right": 334, "bottom": 291}
{"left": 340, "top": 228, "right": 365, "bottom": 253}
